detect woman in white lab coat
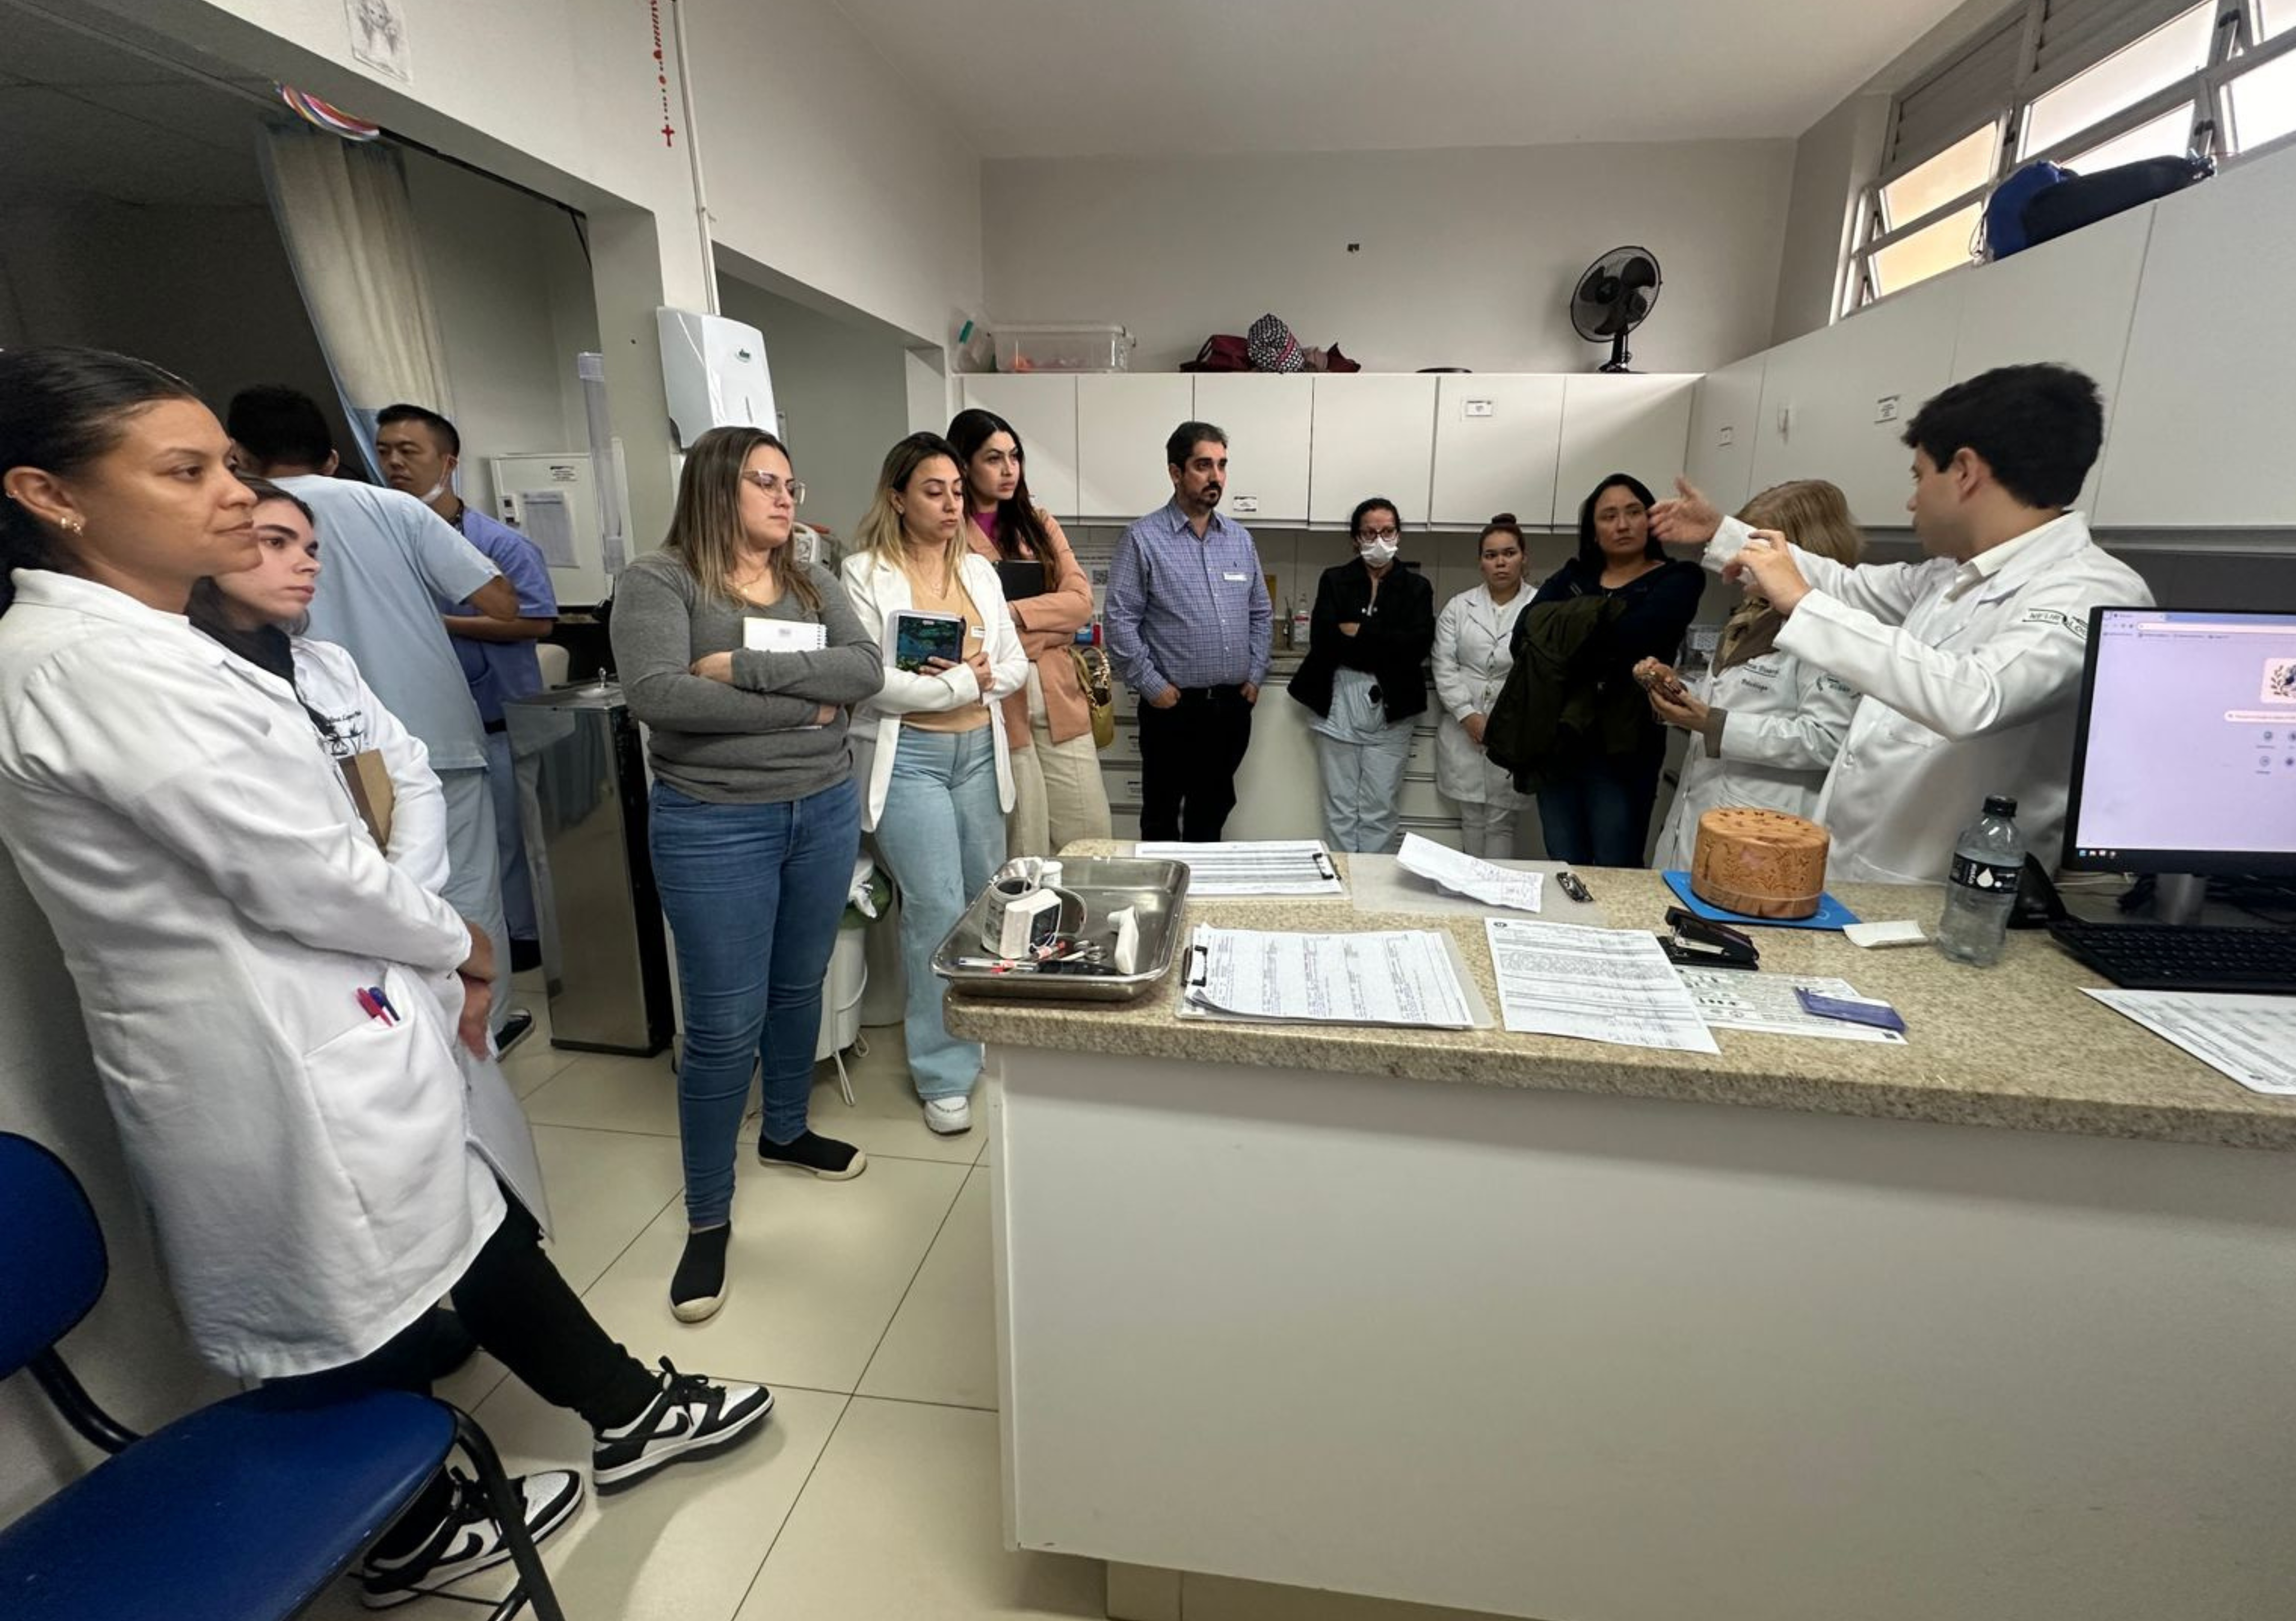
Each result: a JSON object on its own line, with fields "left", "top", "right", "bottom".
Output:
{"left": 0, "top": 350, "right": 768, "bottom": 1606}
{"left": 1431, "top": 514, "right": 1535, "bottom": 857}
{"left": 1645, "top": 479, "right": 1866, "bottom": 872}
{"left": 840, "top": 432, "right": 1027, "bottom": 1135}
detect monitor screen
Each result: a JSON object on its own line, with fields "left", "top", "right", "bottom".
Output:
{"left": 2062, "top": 607, "right": 2296, "bottom": 876}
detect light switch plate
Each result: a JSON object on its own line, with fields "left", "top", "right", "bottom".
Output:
{"left": 1717, "top": 424, "right": 1735, "bottom": 448}
{"left": 1464, "top": 398, "right": 1495, "bottom": 418}
{"left": 1875, "top": 394, "right": 1901, "bottom": 424}
{"left": 1231, "top": 495, "right": 1260, "bottom": 514}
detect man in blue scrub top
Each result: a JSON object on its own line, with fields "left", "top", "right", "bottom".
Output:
{"left": 375, "top": 405, "right": 559, "bottom": 977}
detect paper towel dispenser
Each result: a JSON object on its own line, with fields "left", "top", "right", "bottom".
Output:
{"left": 657, "top": 308, "right": 778, "bottom": 448}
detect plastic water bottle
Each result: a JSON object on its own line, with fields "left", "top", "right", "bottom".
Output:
{"left": 1935, "top": 795, "right": 2024, "bottom": 966}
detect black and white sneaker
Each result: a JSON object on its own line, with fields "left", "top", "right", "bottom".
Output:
{"left": 592, "top": 1358, "right": 773, "bottom": 1494}
{"left": 359, "top": 1468, "right": 582, "bottom": 1609}
{"left": 757, "top": 1129, "right": 867, "bottom": 1179}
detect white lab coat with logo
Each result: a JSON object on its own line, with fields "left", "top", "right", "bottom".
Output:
{"left": 1705, "top": 512, "right": 2152, "bottom": 883}
{"left": 292, "top": 636, "right": 550, "bottom": 1233}
{"left": 1650, "top": 648, "right": 1859, "bottom": 872}
{"left": 0, "top": 571, "right": 501, "bottom": 1381}
{"left": 838, "top": 551, "right": 1029, "bottom": 830}
{"left": 1430, "top": 584, "right": 1533, "bottom": 809}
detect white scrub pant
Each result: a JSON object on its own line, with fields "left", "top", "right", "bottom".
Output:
{"left": 1316, "top": 728, "right": 1412, "bottom": 854}
{"left": 438, "top": 765, "right": 512, "bottom": 1011}
{"left": 1452, "top": 798, "right": 1519, "bottom": 859}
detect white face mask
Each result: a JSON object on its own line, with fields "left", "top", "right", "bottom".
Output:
{"left": 1359, "top": 537, "right": 1399, "bottom": 568}
{"left": 417, "top": 479, "right": 451, "bottom": 504}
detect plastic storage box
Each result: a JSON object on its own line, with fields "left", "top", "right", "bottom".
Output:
{"left": 993, "top": 323, "right": 1134, "bottom": 373}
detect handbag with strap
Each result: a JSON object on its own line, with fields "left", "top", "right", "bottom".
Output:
{"left": 1068, "top": 643, "right": 1116, "bottom": 749}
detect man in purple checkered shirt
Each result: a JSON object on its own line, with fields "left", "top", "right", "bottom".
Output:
{"left": 1104, "top": 421, "right": 1273, "bottom": 841}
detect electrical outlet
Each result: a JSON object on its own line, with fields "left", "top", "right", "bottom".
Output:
{"left": 1717, "top": 425, "right": 1735, "bottom": 449}
{"left": 1231, "top": 495, "right": 1260, "bottom": 514}
{"left": 1875, "top": 394, "right": 1901, "bottom": 424}
{"left": 1464, "top": 398, "right": 1495, "bottom": 419}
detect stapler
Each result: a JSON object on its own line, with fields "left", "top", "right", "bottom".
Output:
{"left": 1660, "top": 906, "right": 1760, "bottom": 970}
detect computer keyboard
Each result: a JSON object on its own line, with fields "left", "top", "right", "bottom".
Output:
{"left": 2047, "top": 918, "right": 2296, "bottom": 995}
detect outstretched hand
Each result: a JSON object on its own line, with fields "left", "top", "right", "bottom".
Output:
{"left": 1721, "top": 529, "right": 1811, "bottom": 615}
{"left": 1650, "top": 477, "right": 1724, "bottom": 545}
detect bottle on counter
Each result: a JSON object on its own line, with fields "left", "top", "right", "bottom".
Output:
{"left": 1935, "top": 794, "right": 2024, "bottom": 966}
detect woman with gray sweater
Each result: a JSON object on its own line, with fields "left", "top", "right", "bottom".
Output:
{"left": 610, "top": 427, "right": 883, "bottom": 1323}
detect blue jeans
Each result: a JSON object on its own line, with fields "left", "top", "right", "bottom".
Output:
{"left": 1535, "top": 752, "right": 1664, "bottom": 868}
{"left": 650, "top": 777, "right": 861, "bottom": 1228}
{"left": 870, "top": 726, "right": 1006, "bottom": 1100}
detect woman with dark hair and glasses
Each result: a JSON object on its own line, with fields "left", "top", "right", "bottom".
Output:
{"left": 1516, "top": 472, "right": 1706, "bottom": 867}
{"left": 610, "top": 425, "right": 885, "bottom": 1323}
{"left": 1289, "top": 495, "right": 1435, "bottom": 853}
{"left": 948, "top": 406, "right": 1111, "bottom": 856}
{"left": 0, "top": 348, "right": 770, "bottom": 1607}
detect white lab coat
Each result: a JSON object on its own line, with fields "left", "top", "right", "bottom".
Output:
{"left": 0, "top": 571, "right": 502, "bottom": 1381}
{"left": 1649, "top": 646, "right": 1859, "bottom": 872}
{"left": 1706, "top": 512, "right": 2152, "bottom": 883}
{"left": 838, "top": 551, "right": 1029, "bottom": 830}
{"left": 292, "top": 636, "right": 550, "bottom": 1233}
{"left": 1429, "top": 584, "right": 1531, "bottom": 807}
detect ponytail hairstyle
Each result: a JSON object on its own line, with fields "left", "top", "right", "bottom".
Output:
{"left": 946, "top": 407, "right": 1055, "bottom": 563}
{"left": 0, "top": 346, "right": 202, "bottom": 614}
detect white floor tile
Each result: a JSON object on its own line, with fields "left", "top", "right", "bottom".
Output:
{"left": 735, "top": 1397, "right": 1102, "bottom": 1621}
{"left": 500, "top": 1040, "right": 581, "bottom": 1099}
{"left": 526, "top": 1124, "right": 685, "bottom": 1295}
{"left": 578, "top": 1152, "right": 968, "bottom": 1392}
{"left": 809, "top": 1030, "right": 981, "bottom": 1166}
{"left": 859, "top": 1165, "right": 996, "bottom": 1411}
{"left": 521, "top": 1050, "right": 688, "bottom": 1138}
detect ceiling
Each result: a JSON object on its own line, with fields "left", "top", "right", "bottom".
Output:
{"left": 830, "top": 0, "right": 1971, "bottom": 158}
{"left": 0, "top": 2, "right": 273, "bottom": 207}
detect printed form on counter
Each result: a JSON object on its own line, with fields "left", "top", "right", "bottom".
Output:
{"left": 2084, "top": 989, "right": 2296, "bottom": 1096}
{"left": 1396, "top": 832, "right": 1543, "bottom": 913}
{"left": 1180, "top": 924, "right": 1483, "bottom": 1029}
{"left": 1675, "top": 969, "right": 1907, "bottom": 1045}
{"left": 1137, "top": 839, "right": 1345, "bottom": 897}
{"left": 1482, "top": 918, "right": 1719, "bottom": 1055}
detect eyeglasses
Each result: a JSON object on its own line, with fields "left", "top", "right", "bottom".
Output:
{"left": 740, "top": 470, "right": 806, "bottom": 505}
{"left": 1356, "top": 526, "right": 1400, "bottom": 543}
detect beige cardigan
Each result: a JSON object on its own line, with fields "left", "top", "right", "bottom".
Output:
{"left": 963, "top": 509, "right": 1096, "bottom": 748}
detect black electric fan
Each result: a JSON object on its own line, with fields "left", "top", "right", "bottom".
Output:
{"left": 1571, "top": 246, "right": 1662, "bottom": 372}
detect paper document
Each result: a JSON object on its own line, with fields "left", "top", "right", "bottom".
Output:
{"left": 1483, "top": 918, "right": 1719, "bottom": 1054}
{"left": 1397, "top": 833, "right": 1543, "bottom": 913}
{"left": 1181, "top": 925, "right": 1475, "bottom": 1028}
{"left": 1138, "top": 839, "right": 1344, "bottom": 897}
{"left": 1676, "top": 969, "right": 1907, "bottom": 1045}
{"left": 743, "top": 617, "right": 828, "bottom": 652}
{"left": 519, "top": 490, "right": 578, "bottom": 568}
{"left": 2084, "top": 989, "right": 2296, "bottom": 1096}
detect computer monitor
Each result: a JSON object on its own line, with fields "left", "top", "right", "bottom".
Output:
{"left": 2062, "top": 607, "right": 2296, "bottom": 889}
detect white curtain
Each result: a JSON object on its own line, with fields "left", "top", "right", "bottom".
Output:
{"left": 259, "top": 121, "right": 455, "bottom": 464}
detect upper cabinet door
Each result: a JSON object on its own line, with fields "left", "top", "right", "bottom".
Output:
{"left": 1553, "top": 374, "right": 1698, "bottom": 523}
{"left": 1076, "top": 375, "right": 1198, "bottom": 521}
{"left": 2100, "top": 150, "right": 2296, "bottom": 527}
{"left": 1951, "top": 202, "right": 2154, "bottom": 515}
{"left": 1428, "top": 375, "right": 1565, "bottom": 528}
{"left": 962, "top": 375, "right": 1079, "bottom": 520}
{"left": 1749, "top": 274, "right": 1965, "bottom": 526}
{"left": 1189, "top": 373, "right": 1313, "bottom": 525}
{"left": 1684, "top": 357, "right": 1766, "bottom": 517}
{"left": 1308, "top": 375, "right": 1438, "bottom": 526}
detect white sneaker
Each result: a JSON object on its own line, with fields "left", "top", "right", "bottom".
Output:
{"left": 359, "top": 1468, "right": 583, "bottom": 1608}
{"left": 923, "top": 1095, "right": 972, "bottom": 1135}
{"left": 592, "top": 1359, "right": 773, "bottom": 1493}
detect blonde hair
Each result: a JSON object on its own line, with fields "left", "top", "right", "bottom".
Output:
{"left": 662, "top": 426, "right": 821, "bottom": 613}
{"left": 1738, "top": 479, "right": 1863, "bottom": 567}
{"left": 850, "top": 432, "right": 968, "bottom": 576}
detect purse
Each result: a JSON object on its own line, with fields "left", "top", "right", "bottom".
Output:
{"left": 1068, "top": 643, "right": 1116, "bottom": 749}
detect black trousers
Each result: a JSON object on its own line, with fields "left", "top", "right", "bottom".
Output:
{"left": 272, "top": 1192, "right": 657, "bottom": 1546}
{"left": 1136, "top": 684, "right": 1254, "bottom": 842}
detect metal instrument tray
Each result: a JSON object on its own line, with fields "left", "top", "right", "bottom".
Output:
{"left": 932, "top": 858, "right": 1190, "bottom": 1003}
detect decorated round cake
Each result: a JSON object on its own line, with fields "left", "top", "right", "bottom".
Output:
{"left": 1689, "top": 807, "right": 1830, "bottom": 920}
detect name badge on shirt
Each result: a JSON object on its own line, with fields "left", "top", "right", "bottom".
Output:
{"left": 1222, "top": 571, "right": 1249, "bottom": 583}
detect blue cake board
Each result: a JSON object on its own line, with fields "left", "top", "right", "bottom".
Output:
{"left": 1662, "top": 869, "right": 1860, "bottom": 932}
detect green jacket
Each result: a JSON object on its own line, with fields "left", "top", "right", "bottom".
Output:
{"left": 1482, "top": 595, "right": 1644, "bottom": 793}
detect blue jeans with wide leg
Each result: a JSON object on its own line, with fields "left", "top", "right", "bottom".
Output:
{"left": 650, "top": 776, "right": 861, "bottom": 1228}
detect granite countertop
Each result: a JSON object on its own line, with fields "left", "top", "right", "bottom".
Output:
{"left": 944, "top": 850, "right": 2296, "bottom": 1151}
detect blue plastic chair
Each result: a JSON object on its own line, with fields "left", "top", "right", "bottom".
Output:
{"left": 0, "top": 1132, "right": 568, "bottom": 1620}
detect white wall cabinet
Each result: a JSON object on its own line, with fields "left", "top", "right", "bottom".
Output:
{"left": 1554, "top": 374, "right": 1697, "bottom": 522}
{"left": 1191, "top": 373, "right": 1313, "bottom": 524}
{"left": 1076, "top": 374, "right": 1196, "bottom": 520}
{"left": 1684, "top": 356, "right": 1766, "bottom": 515}
{"left": 1749, "top": 274, "right": 1964, "bottom": 526}
{"left": 1309, "top": 374, "right": 1438, "bottom": 526}
{"left": 1950, "top": 203, "right": 2155, "bottom": 514}
{"left": 1428, "top": 375, "right": 1564, "bottom": 529}
{"left": 961, "top": 375, "right": 1079, "bottom": 518}
{"left": 2098, "top": 152, "right": 2296, "bottom": 528}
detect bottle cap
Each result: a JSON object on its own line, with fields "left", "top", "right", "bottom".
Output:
{"left": 1983, "top": 794, "right": 2018, "bottom": 817}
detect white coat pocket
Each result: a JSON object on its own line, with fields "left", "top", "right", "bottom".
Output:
{"left": 300, "top": 964, "right": 470, "bottom": 1225}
